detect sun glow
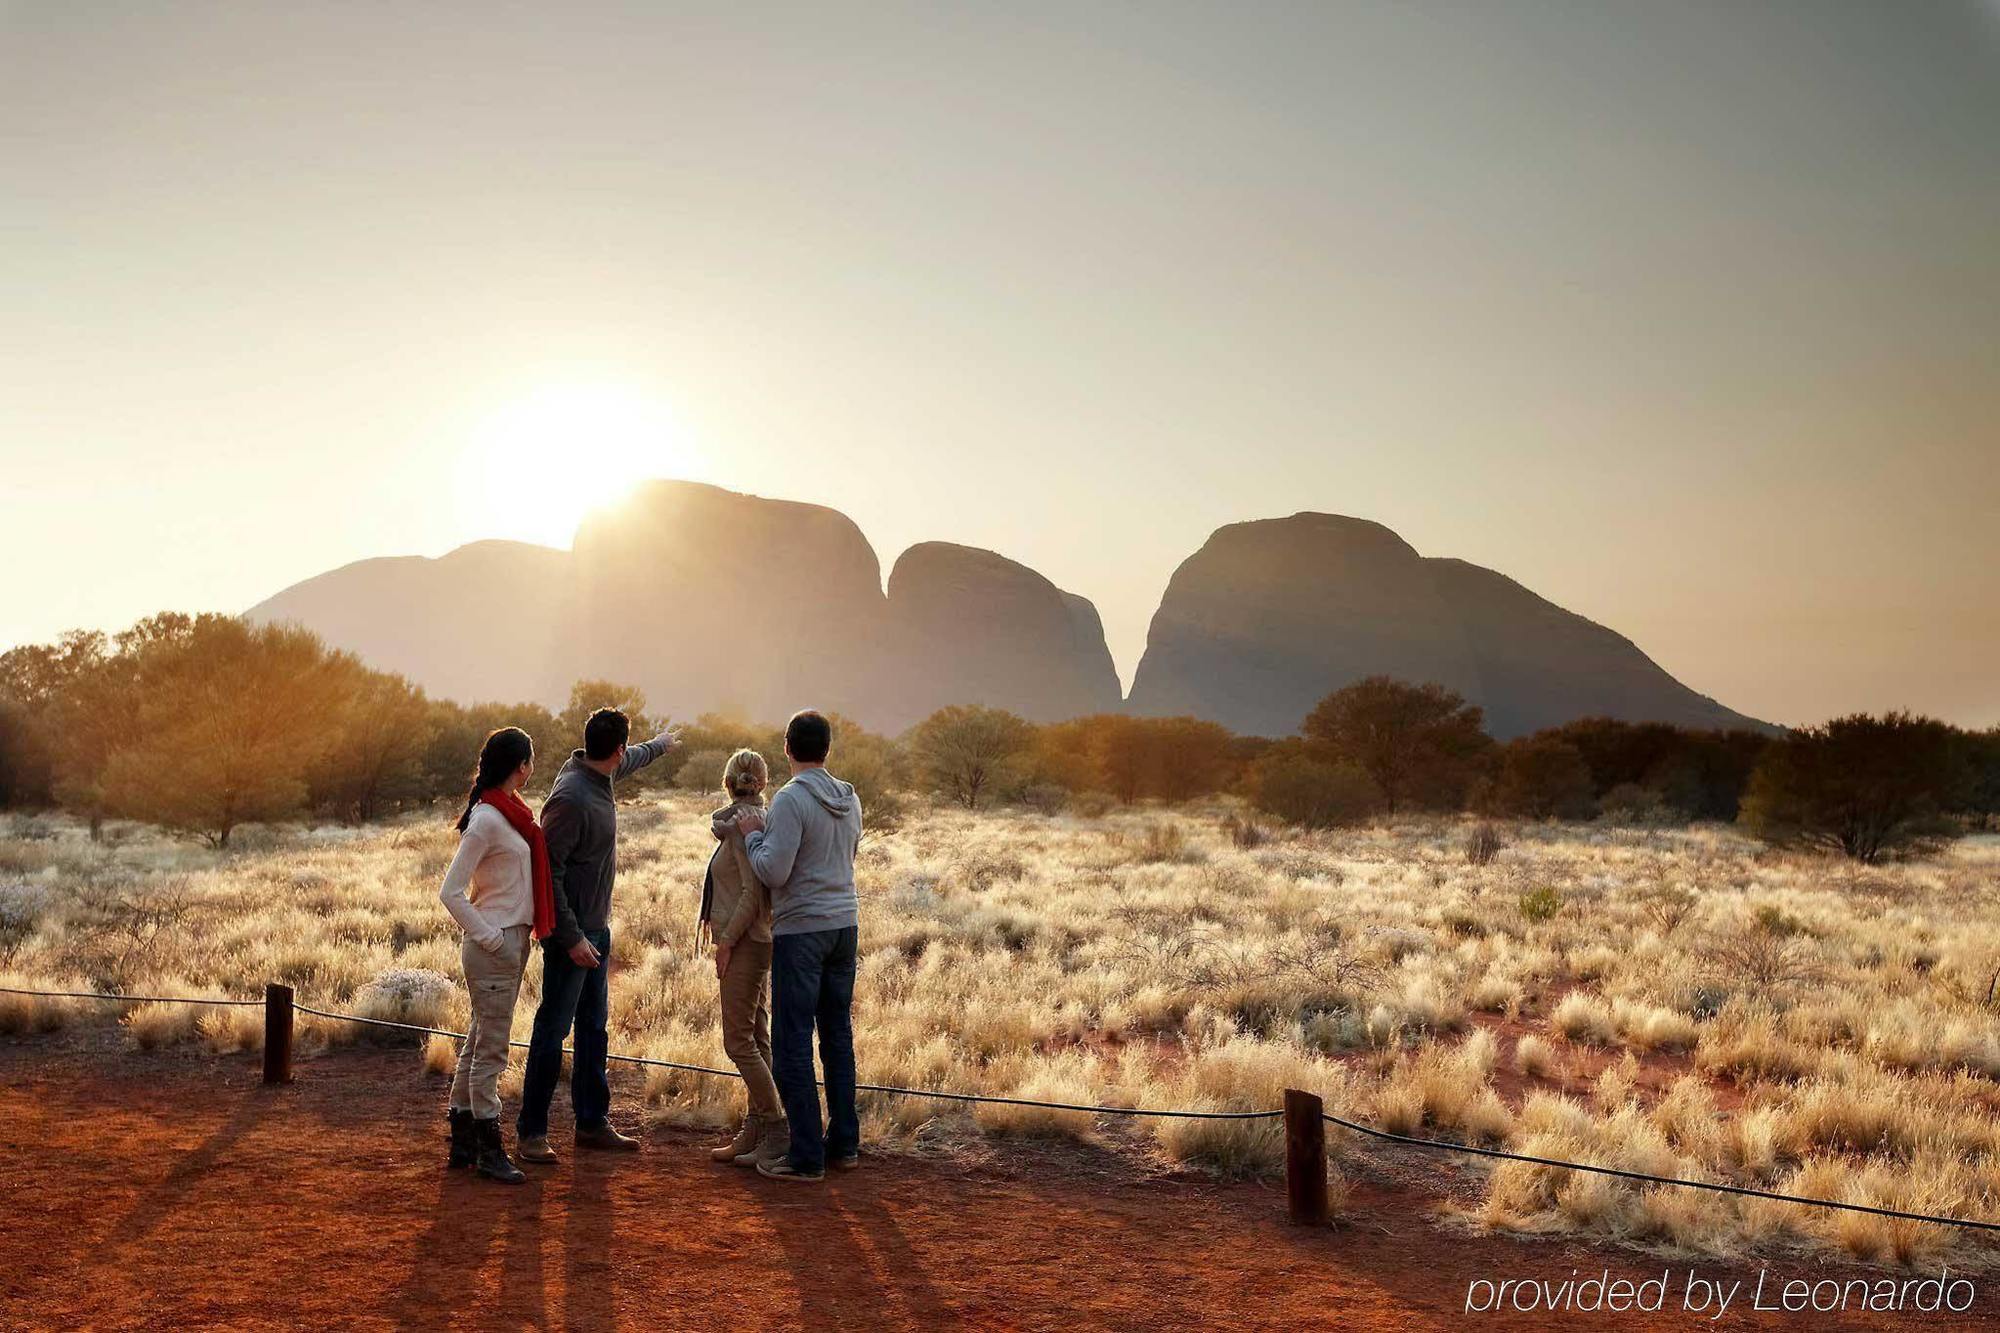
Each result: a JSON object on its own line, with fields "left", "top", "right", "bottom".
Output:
{"left": 460, "top": 383, "right": 698, "bottom": 547}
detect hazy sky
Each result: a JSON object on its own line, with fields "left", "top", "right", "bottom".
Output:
{"left": 4, "top": 1, "right": 1995, "bottom": 728}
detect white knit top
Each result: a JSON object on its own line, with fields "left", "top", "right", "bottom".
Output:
{"left": 438, "top": 802, "right": 535, "bottom": 950}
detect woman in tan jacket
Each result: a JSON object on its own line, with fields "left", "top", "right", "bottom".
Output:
{"left": 704, "top": 749, "right": 787, "bottom": 1165}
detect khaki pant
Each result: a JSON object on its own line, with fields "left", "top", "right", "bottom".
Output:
{"left": 720, "top": 937, "right": 783, "bottom": 1120}
{"left": 450, "top": 924, "right": 530, "bottom": 1120}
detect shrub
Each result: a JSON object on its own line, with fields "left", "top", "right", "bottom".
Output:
{"left": 1740, "top": 712, "right": 1967, "bottom": 861}
{"left": 1637, "top": 882, "right": 1698, "bottom": 936}
{"left": 122, "top": 994, "right": 217, "bottom": 1049}
{"left": 1488, "top": 737, "right": 1595, "bottom": 820}
{"left": 1517, "top": 886, "right": 1564, "bottom": 923}
{"left": 422, "top": 1032, "right": 459, "bottom": 1075}
{"left": 1596, "top": 782, "right": 1675, "bottom": 826}
{"left": 353, "top": 967, "right": 455, "bottom": 1033}
{"left": 1015, "top": 783, "right": 1070, "bottom": 816}
{"left": 671, "top": 748, "right": 736, "bottom": 793}
{"left": 1514, "top": 1034, "right": 1557, "bottom": 1077}
{"left": 1136, "top": 821, "right": 1196, "bottom": 864}
{"left": 1070, "top": 791, "right": 1114, "bottom": 818}
{"left": 1221, "top": 813, "right": 1269, "bottom": 849}
{"left": 1553, "top": 992, "right": 1616, "bottom": 1046}
{"left": 1698, "top": 914, "right": 1823, "bottom": 994}
{"left": 908, "top": 705, "right": 1036, "bottom": 810}
{"left": 1464, "top": 822, "right": 1505, "bottom": 866}
{"left": 1302, "top": 677, "right": 1493, "bottom": 813}
{"left": 1245, "top": 745, "right": 1380, "bottom": 829}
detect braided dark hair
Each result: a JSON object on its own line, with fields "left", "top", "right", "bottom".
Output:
{"left": 457, "top": 727, "right": 535, "bottom": 832}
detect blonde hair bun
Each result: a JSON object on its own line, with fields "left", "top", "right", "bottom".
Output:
{"left": 723, "top": 748, "right": 769, "bottom": 801}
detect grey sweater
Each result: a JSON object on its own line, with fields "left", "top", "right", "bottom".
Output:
{"left": 540, "top": 739, "right": 670, "bottom": 948}
{"left": 745, "top": 766, "right": 862, "bottom": 937}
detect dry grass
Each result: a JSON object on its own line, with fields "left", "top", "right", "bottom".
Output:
{"left": 2, "top": 807, "right": 1998, "bottom": 1267}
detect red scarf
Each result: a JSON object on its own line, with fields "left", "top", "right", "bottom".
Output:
{"left": 480, "top": 786, "right": 555, "bottom": 941}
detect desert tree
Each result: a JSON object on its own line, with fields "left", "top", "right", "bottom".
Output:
{"left": 1962, "top": 727, "right": 2000, "bottom": 831}
{"left": 1543, "top": 716, "right": 1772, "bottom": 821}
{"left": 99, "top": 615, "right": 349, "bottom": 847}
{"left": 1486, "top": 735, "right": 1595, "bottom": 820}
{"left": 0, "top": 698, "right": 50, "bottom": 808}
{"left": 1244, "top": 741, "right": 1380, "bottom": 829}
{"left": 307, "top": 666, "right": 436, "bottom": 823}
{"left": 1739, "top": 711, "right": 1968, "bottom": 862}
{"left": 1092, "top": 715, "right": 1155, "bottom": 804}
{"left": 1027, "top": 716, "right": 1104, "bottom": 794}
{"left": 1028, "top": 713, "right": 1241, "bottom": 804}
{"left": 908, "top": 704, "right": 1035, "bottom": 810}
{"left": 423, "top": 697, "right": 561, "bottom": 804}
{"left": 0, "top": 630, "right": 132, "bottom": 837}
{"left": 1301, "top": 676, "right": 1493, "bottom": 813}
{"left": 1141, "top": 716, "right": 1238, "bottom": 802}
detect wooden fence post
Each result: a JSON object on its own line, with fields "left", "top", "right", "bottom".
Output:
{"left": 1284, "top": 1088, "right": 1328, "bottom": 1226}
{"left": 263, "top": 983, "right": 294, "bottom": 1085}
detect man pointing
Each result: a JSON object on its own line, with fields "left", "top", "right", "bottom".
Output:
{"left": 516, "top": 706, "right": 679, "bottom": 1164}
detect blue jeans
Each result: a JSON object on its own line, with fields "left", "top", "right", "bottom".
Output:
{"left": 516, "top": 926, "right": 612, "bottom": 1140}
{"left": 771, "top": 926, "right": 858, "bottom": 1172}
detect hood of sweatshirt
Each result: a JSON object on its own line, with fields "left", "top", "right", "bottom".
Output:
{"left": 790, "top": 766, "right": 856, "bottom": 817}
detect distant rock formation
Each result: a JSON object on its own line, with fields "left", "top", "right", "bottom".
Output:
{"left": 871, "top": 542, "right": 1123, "bottom": 731}
{"left": 251, "top": 490, "right": 1768, "bottom": 738}
{"left": 246, "top": 540, "right": 570, "bottom": 706}
{"left": 1125, "top": 513, "right": 1767, "bottom": 739}
{"left": 247, "top": 482, "right": 1118, "bottom": 732}
{"left": 1421, "top": 557, "right": 1760, "bottom": 738}
{"left": 560, "top": 481, "right": 890, "bottom": 725}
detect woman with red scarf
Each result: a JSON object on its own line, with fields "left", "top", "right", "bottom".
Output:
{"left": 438, "top": 726, "right": 557, "bottom": 1183}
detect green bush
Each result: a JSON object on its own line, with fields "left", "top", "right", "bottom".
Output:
{"left": 1740, "top": 711, "right": 1967, "bottom": 862}
{"left": 1246, "top": 744, "right": 1380, "bottom": 829}
{"left": 1517, "top": 886, "right": 1564, "bottom": 923}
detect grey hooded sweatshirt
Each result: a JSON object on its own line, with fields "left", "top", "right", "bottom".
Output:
{"left": 744, "top": 766, "right": 862, "bottom": 937}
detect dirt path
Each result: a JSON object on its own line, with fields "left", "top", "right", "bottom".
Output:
{"left": 0, "top": 1036, "right": 1982, "bottom": 1330}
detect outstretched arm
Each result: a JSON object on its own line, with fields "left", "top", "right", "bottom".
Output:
{"left": 615, "top": 726, "right": 682, "bottom": 780}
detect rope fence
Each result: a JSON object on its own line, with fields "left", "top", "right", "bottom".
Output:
{"left": 0, "top": 986, "right": 262, "bottom": 1007}
{"left": 7, "top": 983, "right": 1999, "bottom": 1234}
{"left": 1316, "top": 1110, "right": 2000, "bottom": 1235}
{"left": 293, "top": 1002, "right": 1283, "bottom": 1120}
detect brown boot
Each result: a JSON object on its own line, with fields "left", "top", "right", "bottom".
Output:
{"left": 710, "top": 1114, "right": 762, "bottom": 1164}
{"left": 575, "top": 1121, "right": 641, "bottom": 1152}
{"left": 745, "top": 1117, "right": 789, "bottom": 1167}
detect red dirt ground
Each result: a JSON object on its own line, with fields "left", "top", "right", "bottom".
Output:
{"left": 0, "top": 1035, "right": 1985, "bottom": 1331}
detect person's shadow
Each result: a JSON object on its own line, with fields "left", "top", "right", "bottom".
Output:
{"left": 383, "top": 1169, "right": 524, "bottom": 1324}
{"left": 561, "top": 1150, "right": 616, "bottom": 1329}
{"left": 746, "top": 1172, "right": 959, "bottom": 1327}
{"left": 96, "top": 1090, "right": 261, "bottom": 1259}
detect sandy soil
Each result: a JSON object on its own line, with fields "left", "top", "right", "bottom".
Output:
{"left": 0, "top": 1035, "right": 1983, "bottom": 1331}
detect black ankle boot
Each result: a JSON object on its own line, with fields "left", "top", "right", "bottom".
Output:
{"left": 447, "top": 1108, "right": 477, "bottom": 1169}
{"left": 474, "top": 1117, "right": 526, "bottom": 1184}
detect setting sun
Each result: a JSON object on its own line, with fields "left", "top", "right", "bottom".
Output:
{"left": 461, "top": 383, "right": 697, "bottom": 547}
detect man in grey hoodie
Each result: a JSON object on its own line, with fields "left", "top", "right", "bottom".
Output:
{"left": 729, "top": 708, "right": 862, "bottom": 1182}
